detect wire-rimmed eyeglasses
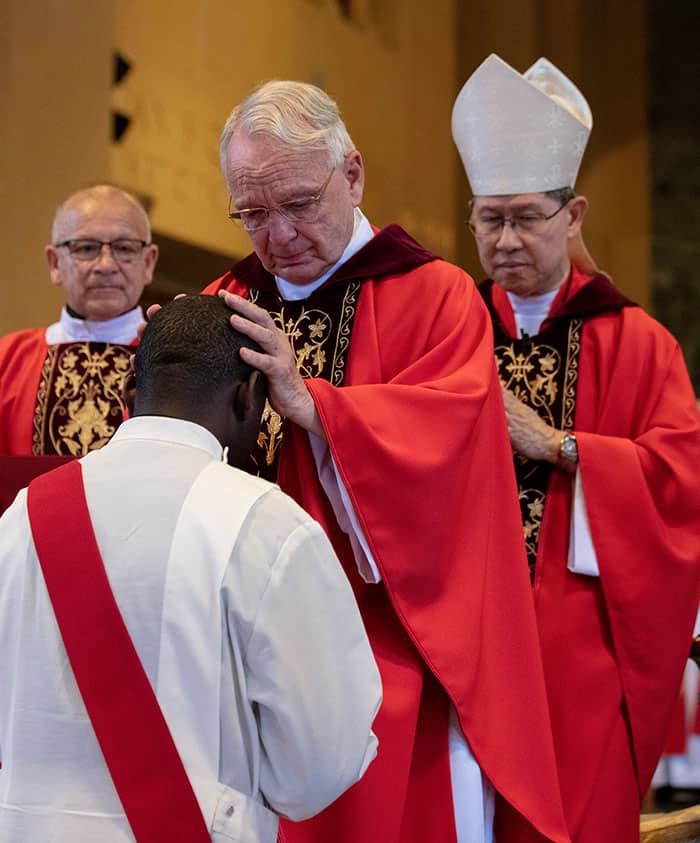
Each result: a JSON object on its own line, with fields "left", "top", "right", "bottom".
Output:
{"left": 227, "top": 168, "right": 336, "bottom": 232}
{"left": 468, "top": 197, "right": 572, "bottom": 238}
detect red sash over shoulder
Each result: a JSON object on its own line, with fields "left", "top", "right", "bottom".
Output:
{"left": 27, "top": 460, "right": 210, "bottom": 843}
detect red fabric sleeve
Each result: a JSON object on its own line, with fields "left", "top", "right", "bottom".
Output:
{"left": 0, "top": 329, "right": 49, "bottom": 455}
{"left": 305, "top": 262, "right": 569, "bottom": 841}
{"left": 576, "top": 308, "right": 700, "bottom": 791}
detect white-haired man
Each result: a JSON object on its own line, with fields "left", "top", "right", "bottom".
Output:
{"left": 452, "top": 54, "right": 700, "bottom": 841}
{"left": 203, "top": 80, "right": 571, "bottom": 843}
{"left": 0, "top": 184, "right": 158, "bottom": 457}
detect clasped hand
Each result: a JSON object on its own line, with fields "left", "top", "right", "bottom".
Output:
{"left": 500, "top": 385, "right": 564, "bottom": 467}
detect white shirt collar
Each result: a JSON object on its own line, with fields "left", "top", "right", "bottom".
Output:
{"left": 506, "top": 287, "right": 560, "bottom": 338}
{"left": 45, "top": 306, "right": 145, "bottom": 344}
{"left": 110, "top": 416, "right": 224, "bottom": 460}
{"left": 275, "top": 208, "right": 374, "bottom": 301}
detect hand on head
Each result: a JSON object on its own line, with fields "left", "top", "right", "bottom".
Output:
{"left": 218, "top": 290, "right": 323, "bottom": 438}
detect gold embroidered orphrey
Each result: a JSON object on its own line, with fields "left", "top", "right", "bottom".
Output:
{"left": 32, "top": 342, "right": 132, "bottom": 456}
{"left": 495, "top": 318, "right": 582, "bottom": 575}
{"left": 248, "top": 281, "right": 361, "bottom": 480}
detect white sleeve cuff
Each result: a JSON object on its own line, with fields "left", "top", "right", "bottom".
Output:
{"left": 308, "top": 433, "right": 381, "bottom": 584}
{"left": 567, "top": 468, "right": 600, "bottom": 577}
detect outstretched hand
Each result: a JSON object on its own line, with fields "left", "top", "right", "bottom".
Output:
{"left": 219, "top": 290, "right": 324, "bottom": 438}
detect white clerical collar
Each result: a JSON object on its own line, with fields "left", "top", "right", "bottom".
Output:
{"left": 45, "top": 305, "right": 145, "bottom": 344}
{"left": 111, "top": 415, "right": 224, "bottom": 460}
{"left": 275, "top": 207, "right": 374, "bottom": 301}
{"left": 507, "top": 287, "right": 560, "bottom": 338}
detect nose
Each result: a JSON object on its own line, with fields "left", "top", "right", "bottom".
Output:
{"left": 94, "top": 243, "right": 118, "bottom": 269}
{"left": 265, "top": 210, "right": 298, "bottom": 244}
{"left": 494, "top": 219, "right": 522, "bottom": 250}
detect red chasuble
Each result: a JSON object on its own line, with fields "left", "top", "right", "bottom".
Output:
{"left": 0, "top": 328, "right": 133, "bottom": 456}
{"left": 203, "top": 226, "right": 570, "bottom": 843}
{"left": 484, "top": 266, "right": 700, "bottom": 840}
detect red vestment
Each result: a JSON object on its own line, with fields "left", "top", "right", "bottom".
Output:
{"left": 0, "top": 329, "right": 51, "bottom": 454}
{"left": 485, "top": 267, "right": 700, "bottom": 841}
{"left": 0, "top": 328, "right": 133, "bottom": 456}
{"left": 203, "top": 226, "right": 570, "bottom": 843}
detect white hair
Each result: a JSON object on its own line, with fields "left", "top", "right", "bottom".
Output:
{"left": 219, "top": 80, "right": 356, "bottom": 171}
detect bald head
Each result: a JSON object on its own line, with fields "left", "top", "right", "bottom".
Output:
{"left": 51, "top": 185, "right": 151, "bottom": 244}
{"left": 46, "top": 184, "right": 158, "bottom": 321}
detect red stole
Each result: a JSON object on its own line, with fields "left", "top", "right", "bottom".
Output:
{"left": 26, "top": 460, "right": 210, "bottom": 842}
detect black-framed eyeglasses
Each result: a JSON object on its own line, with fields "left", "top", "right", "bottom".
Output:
{"left": 227, "top": 167, "right": 336, "bottom": 232}
{"left": 55, "top": 239, "right": 149, "bottom": 263}
{"left": 468, "top": 198, "right": 571, "bottom": 238}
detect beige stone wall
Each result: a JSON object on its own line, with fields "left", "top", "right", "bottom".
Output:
{"left": 1, "top": 1, "right": 114, "bottom": 333}
{"left": 108, "top": 0, "right": 459, "bottom": 264}
{"left": 2, "top": 0, "right": 650, "bottom": 335}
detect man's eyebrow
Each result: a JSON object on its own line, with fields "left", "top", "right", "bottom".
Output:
{"left": 235, "top": 184, "right": 322, "bottom": 209}
{"left": 475, "top": 202, "right": 544, "bottom": 214}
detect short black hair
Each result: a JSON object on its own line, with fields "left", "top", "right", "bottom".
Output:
{"left": 135, "top": 295, "right": 264, "bottom": 406}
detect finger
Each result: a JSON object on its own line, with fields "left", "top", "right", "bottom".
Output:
{"left": 229, "top": 313, "right": 279, "bottom": 351}
{"left": 239, "top": 345, "right": 277, "bottom": 375}
{"left": 146, "top": 303, "right": 161, "bottom": 319}
{"left": 219, "top": 290, "right": 273, "bottom": 327}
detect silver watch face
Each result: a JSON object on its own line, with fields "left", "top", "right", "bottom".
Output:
{"left": 561, "top": 434, "right": 578, "bottom": 461}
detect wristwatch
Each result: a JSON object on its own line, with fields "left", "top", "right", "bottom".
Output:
{"left": 559, "top": 432, "right": 578, "bottom": 465}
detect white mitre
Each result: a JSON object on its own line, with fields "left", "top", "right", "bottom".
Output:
{"left": 451, "top": 54, "right": 593, "bottom": 196}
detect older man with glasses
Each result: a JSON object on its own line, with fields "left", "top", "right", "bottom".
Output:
{"left": 0, "top": 184, "right": 158, "bottom": 457}
{"left": 453, "top": 54, "right": 700, "bottom": 842}
{"left": 197, "top": 79, "right": 571, "bottom": 843}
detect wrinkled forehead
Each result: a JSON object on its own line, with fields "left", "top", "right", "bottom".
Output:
{"left": 470, "top": 192, "right": 556, "bottom": 214}
{"left": 224, "top": 133, "right": 330, "bottom": 198}
{"left": 54, "top": 196, "right": 149, "bottom": 241}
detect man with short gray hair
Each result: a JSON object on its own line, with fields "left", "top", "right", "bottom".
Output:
{"left": 203, "top": 79, "right": 570, "bottom": 843}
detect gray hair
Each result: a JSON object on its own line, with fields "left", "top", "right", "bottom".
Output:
{"left": 51, "top": 184, "right": 152, "bottom": 244}
{"left": 219, "top": 80, "right": 356, "bottom": 171}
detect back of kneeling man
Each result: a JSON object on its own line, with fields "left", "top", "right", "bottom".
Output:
{"left": 0, "top": 294, "right": 381, "bottom": 843}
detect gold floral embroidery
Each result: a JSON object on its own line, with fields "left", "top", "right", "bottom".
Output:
{"left": 32, "top": 343, "right": 131, "bottom": 456}
{"left": 496, "top": 343, "right": 562, "bottom": 426}
{"left": 248, "top": 282, "right": 360, "bottom": 477}
{"left": 519, "top": 488, "right": 547, "bottom": 576}
{"left": 494, "top": 318, "right": 583, "bottom": 578}
{"left": 562, "top": 319, "right": 582, "bottom": 431}
{"left": 256, "top": 401, "right": 284, "bottom": 467}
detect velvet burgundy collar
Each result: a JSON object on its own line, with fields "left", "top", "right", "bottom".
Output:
{"left": 480, "top": 271, "right": 637, "bottom": 323}
{"left": 229, "top": 224, "right": 438, "bottom": 292}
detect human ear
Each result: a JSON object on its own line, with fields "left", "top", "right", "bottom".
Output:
{"left": 343, "top": 150, "right": 365, "bottom": 206}
{"left": 45, "top": 245, "right": 63, "bottom": 288}
{"left": 123, "top": 373, "right": 137, "bottom": 417}
{"left": 566, "top": 195, "right": 589, "bottom": 238}
{"left": 141, "top": 244, "right": 159, "bottom": 286}
{"left": 233, "top": 370, "right": 263, "bottom": 422}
